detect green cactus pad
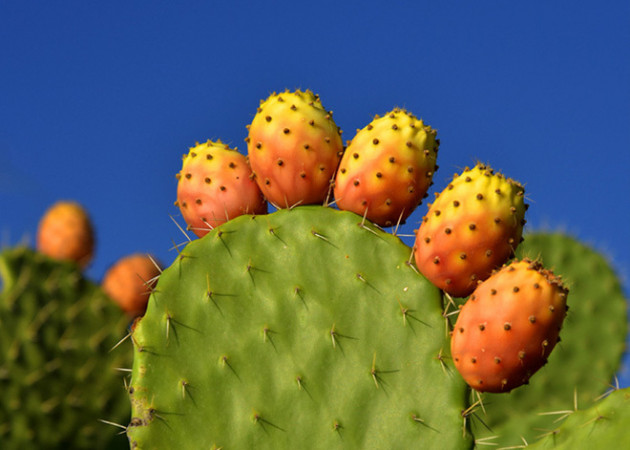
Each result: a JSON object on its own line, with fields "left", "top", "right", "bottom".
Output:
{"left": 470, "top": 232, "right": 628, "bottom": 447}
{"left": 0, "top": 247, "right": 131, "bottom": 449}
{"left": 529, "top": 387, "right": 630, "bottom": 449}
{"left": 128, "top": 206, "right": 471, "bottom": 449}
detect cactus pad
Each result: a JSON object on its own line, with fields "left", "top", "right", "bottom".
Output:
{"left": 0, "top": 247, "right": 131, "bottom": 448}
{"left": 128, "top": 206, "right": 471, "bottom": 449}
{"left": 529, "top": 387, "right": 630, "bottom": 449}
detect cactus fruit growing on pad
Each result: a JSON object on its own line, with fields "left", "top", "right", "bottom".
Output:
{"left": 127, "top": 206, "right": 471, "bottom": 449}
{"left": 334, "top": 109, "right": 439, "bottom": 227}
{"left": 469, "top": 232, "right": 628, "bottom": 448}
{"left": 102, "top": 253, "right": 162, "bottom": 317}
{"left": 414, "top": 164, "right": 527, "bottom": 298}
{"left": 128, "top": 89, "right": 628, "bottom": 448}
{"left": 176, "top": 140, "right": 267, "bottom": 237}
{"left": 450, "top": 259, "right": 569, "bottom": 393}
{"left": 36, "top": 200, "right": 95, "bottom": 268}
{"left": 246, "top": 90, "right": 344, "bottom": 208}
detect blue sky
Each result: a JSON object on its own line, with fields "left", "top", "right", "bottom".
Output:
{"left": 2, "top": 1, "right": 629, "bottom": 384}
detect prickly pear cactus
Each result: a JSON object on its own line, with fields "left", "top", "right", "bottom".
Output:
{"left": 529, "top": 387, "right": 630, "bottom": 449}
{"left": 0, "top": 247, "right": 131, "bottom": 449}
{"left": 470, "top": 232, "right": 628, "bottom": 447}
{"left": 128, "top": 206, "right": 472, "bottom": 449}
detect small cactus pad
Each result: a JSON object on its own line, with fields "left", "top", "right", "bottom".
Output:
{"left": 529, "top": 388, "right": 630, "bottom": 449}
{"left": 0, "top": 247, "right": 131, "bottom": 448}
{"left": 470, "top": 232, "right": 628, "bottom": 447}
{"left": 128, "top": 206, "right": 471, "bottom": 449}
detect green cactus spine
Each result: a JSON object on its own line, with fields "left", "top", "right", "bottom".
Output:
{"left": 128, "top": 206, "right": 472, "bottom": 448}
{"left": 0, "top": 246, "right": 132, "bottom": 448}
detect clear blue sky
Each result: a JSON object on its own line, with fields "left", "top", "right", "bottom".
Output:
{"left": 2, "top": 1, "right": 629, "bottom": 384}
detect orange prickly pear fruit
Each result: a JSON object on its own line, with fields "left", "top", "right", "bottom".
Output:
{"left": 414, "top": 163, "right": 527, "bottom": 297}
{"left": 334, "top": 108, "right": 439, "bottom": 227}
{"left": 246, "top": 89, "right": 343, "bottom": 208}
{"left": 176, "top": 140, "right": 267, "bottom": 237}
{"left": 36, "top": 200, "right": 95, "bottom": 268}
{"left": 450, "top": 259, "right": 569, "bottom": 393}
{"left": 102, "top": 253, "right": 162, "bottom": 317}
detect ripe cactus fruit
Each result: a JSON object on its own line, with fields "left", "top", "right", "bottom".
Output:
{"left": 414, "top": 164, "right": 527, "bottom": 297}
{"left": 450, "top": 259, "right": 569, "bottom": 393}
{"left": 246, "top": 90, "right": 344, "bottom": 208}
{"left": 127, "top": 206, "right": 471, "bottom": 449}
{"left": 0, "top": 246, "right": 131, "bottom": 448}
{"left": 175, "top": 140, "right": 267, "bottom": 237}
{"left": 36, "top": 200, "right": 95, "bottom": 268}
{"left": 471, "top": 232, "right": 628, "bottom": 448}
{"left": 334, "top": 109, "right": 439, "bottom": 227}
{"left": 102, "top": 253, "right": 162, "bottom": 317}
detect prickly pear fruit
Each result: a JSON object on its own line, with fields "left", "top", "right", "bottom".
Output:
{"left": 472, "top": 232, "right": 628, "bottom": 448}
{"left": 176, "top": 140, "right": 267, "bottom": 237}
{"left": 450, "top": 259, "right": 569, "bottom": 393}
{"left": 36, "top": 200, "right": 95, "bottom": 268}
{"left": 334, "top": 109, "right": 438, "bottom": 227}
{"left": 414, "top": 164, "right": 526, "bottom": 297}
{"left": 246, "top": 89, "right": 343, "bottom": 208}
{"left": 102, "top": 253, "right": 162, "bottom": 317}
